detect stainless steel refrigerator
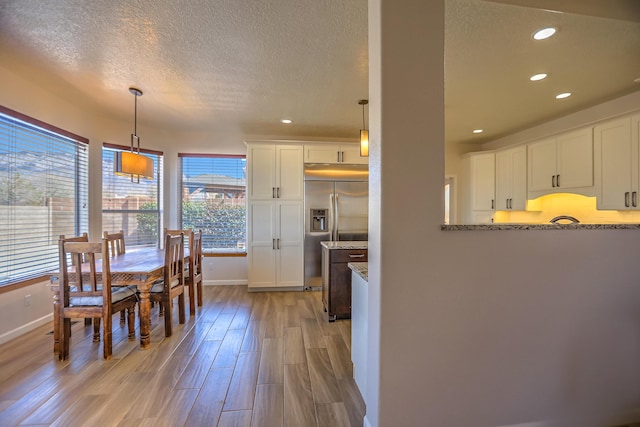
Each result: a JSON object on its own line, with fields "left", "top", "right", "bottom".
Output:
{"left": 304, "top": 163, "right": 368, "bottom": 287}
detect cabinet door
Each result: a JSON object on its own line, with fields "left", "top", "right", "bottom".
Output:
{"left": 276, "top": 201, "right": 304, "bottom": 286}
{"left": 248, "top": 145, "right": 276, "bottom": 200}
{"left": 510, "top": 146, "right": 527, "bottom": 210}
{"left": 340, "top": 145, "right": 368, "bottom": 165}
{"left": 528, "top": 137, "right": 557, "bottom": 192}
{"left": 595, "top": 117, "right": 633, "bottom": 210}
{"left": 304, "top": 144, "right": 340, "bottom": 163}
{"left": 470, "top": 153, "right": 495, "bottom": 211}
{"left": 495, "top": 150, "right": 512, "bottom": 210}
{"left": 556, "top": 128, "right": 593, "bottom": 190}
{"left": 247, "top": 201, "right": 277, "bottom": 288}
{"left": 276, "top": 145, "right": 303, "bottom": 200}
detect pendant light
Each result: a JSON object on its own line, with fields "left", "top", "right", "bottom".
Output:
{"left": 114, "top": 87, "right": 154, "bottom": 182}
{"left": 358, "top": 99, "right": 369, "bottom": 157}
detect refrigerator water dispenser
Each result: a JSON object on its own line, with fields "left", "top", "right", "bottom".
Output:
{"left": 311, "top": 209, "right": 328, "bottom": 232}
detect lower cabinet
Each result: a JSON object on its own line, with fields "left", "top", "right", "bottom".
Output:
{"left": 247, "top": 200, "right": 304, "bottom": 289}
{"left": 321, "top": 247, "right": 368, "bottom": 321}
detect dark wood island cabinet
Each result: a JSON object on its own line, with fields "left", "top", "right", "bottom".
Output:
{"left": 321, "top": 241, "right": 368, "bottom": 321}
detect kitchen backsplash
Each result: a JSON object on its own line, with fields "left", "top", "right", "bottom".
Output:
{"left": 493, "top": 193, "right": 640, "bottom": 224}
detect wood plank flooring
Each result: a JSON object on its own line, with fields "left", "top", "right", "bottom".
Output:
{"left": 0, "top": 286, "right": 365, "bottom": 427}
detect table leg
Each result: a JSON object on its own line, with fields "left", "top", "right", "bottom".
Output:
{"left": 138, "top": 285, "right": 151, "bottom": 349}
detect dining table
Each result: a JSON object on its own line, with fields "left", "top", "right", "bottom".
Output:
{"left": 50, "top": 247, "right": 189, "bottom": 353}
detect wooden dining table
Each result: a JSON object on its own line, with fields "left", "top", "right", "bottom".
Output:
{"left": 50, "top": 247, "right": 189, "bottom": 353}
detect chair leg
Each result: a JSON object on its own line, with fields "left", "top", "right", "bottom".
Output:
{"left": 120, "top": 310, "right": 126, "bottom": 326}
{"left": 178, "top": 292, "right": 186, "bottom": 324}
{"left": 127, "top": 306, "right": 136, "bottom": 340}
{"left": 93, "top": 318, "right": 101, "bottom": 342}
{"left": 60, "top": 318, "right": 71, "bottom": 361}
{"left": 163, "top": 299, "right": 173, "bottom": 337}
{"left": 103, "top": 314, "right": 112, "bottom": 360}
{"left": 187, "top": 280, "right": 196, "bottom": 316}
{"left": 197, "top": 281, "right": 203, "bottom": 307}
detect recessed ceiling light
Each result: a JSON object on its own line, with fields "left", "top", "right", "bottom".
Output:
{"left": 532, "top": 27, "right": 557, "bottom": 40}
{"left": 530, "top": 73, "right": 548, "bottom": 81}
{"left": 555, "top": 92, "right": 571, "bottom": 99}
{"left": 280, "top": 119, "right": 292, "bottom": 124}
{"left": 473, "top": 129, "right": 483, "bottom": 134}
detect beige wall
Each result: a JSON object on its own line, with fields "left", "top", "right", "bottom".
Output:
{"left": 369, "top": 1, "right": 640, "bottom": 426}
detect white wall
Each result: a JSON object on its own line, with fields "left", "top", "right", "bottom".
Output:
{"left": 369, "top": 2, "right": 640, "bottom": 427}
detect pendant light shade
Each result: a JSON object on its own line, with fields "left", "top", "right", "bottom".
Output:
{"left": 358, "top": 99, "right": 369, "bottom": 157}
{"left": 114, "top": 87, "right": 154, "bottom": 181}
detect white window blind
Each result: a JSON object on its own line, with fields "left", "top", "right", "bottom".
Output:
{"left": 102, "top": 144, "right": 163, "bottom": 248}
{"left": 0, "top": 106, "right": 89, "bottom": 286}
{"left": 179, "top": 154, "right": 246, "bottom": 253}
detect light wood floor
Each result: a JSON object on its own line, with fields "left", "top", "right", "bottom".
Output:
{"left": 0, "top": 286, "right": 365, "bottom": 427}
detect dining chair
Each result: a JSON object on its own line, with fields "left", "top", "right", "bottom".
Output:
{"left": 150, "top": 233, "right": 186, "bottom": 337}
{"left": 103, "top": 230, "right": 126, "bottom": 257}
{"left": 165, "top": 227, "right": 199, "bottom": 314}
{"left": 190, "top": 230, "right": 204, "bottom": 308}
{"left": 57, "top": 236, "right": 138, "bottom": 360}
{"left": 103, "top": 230, "right": 130, "bottom": 327}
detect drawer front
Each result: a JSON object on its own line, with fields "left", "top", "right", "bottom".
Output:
{"left": 330, "top": 249, "right": 368, "bottom": 263}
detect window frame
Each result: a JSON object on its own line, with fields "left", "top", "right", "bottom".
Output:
{"left": 0, "top": 105, "right": 89, "bottom": 289}
{"left": 179, "top": 153, "right": 247, "bottom": 255}
{"left": 102, "top": 143, "right": 164, "bottom": 249}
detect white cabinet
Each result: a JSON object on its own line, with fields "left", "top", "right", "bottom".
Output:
{"left": 495, "top": 146, "right": 526, "bottom": 210}
{"left": 464, "top": 152, "right": 495, "bottom": 223}
{"left": 304, "top": 144, "right": 368, "bottom": 165}
{"left": 247, "top": 143, "right": 304, "bottom": 289}
{"left": 527, "top": 128, "right": 594, "bottom": 196}
{"left": 248, "top": 144, "right": 303, "bottom": 200}
{"left": 595, "top": 114, "right": 640, "bottom": 210}
{"left": 247, "top": 201, "right": 304, "bottom": 288}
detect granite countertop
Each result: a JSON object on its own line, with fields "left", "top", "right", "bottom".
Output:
{"left": 348, "top": 262, "right": 368, "bottom": 282}
{"left": 442, "top": 223, "right": 640, "bottom": 231}
{"left": 321, "top": 241, "right": 368, "bottom": 250}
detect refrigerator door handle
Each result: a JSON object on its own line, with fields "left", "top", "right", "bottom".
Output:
{"left": 329, "top": 194, "right": 335, "bottom": 241}
{"left": 334, "top": 193, "right": 340, "bottom": 241}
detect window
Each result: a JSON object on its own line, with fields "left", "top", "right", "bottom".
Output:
{"left": 0, "top": 106, "right": 88, "bottom": 287}
{"left": 102, "top": 144, "right": 163, "bottom": 248}
{"left": 179, "top": 154, "right": 246, "bottom": 253}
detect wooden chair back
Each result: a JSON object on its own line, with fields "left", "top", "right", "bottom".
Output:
{"left": 191, "top": 230, "right": 204, "bottom": 307}
{"left": 150, "top": 233, "right": 186, "bottom": 336}
{"left": 103, "top": 230, "right": 126, "bottom": 256}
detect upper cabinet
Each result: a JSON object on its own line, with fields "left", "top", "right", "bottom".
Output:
{"left": 595, "top": 114, "right": 640, "bottom": 210}
{"left": 527, "top": 128, "right": 594, "bottom": 197}
{"left": 304, "top": 144, "right": 368, "bottom": 165}
{"left": 495, "top": 145, "right": 526, "bottom": 211}
{"left": 247, "top": 144, "right": 304, "bottom": 200}
{"left": 463, "top": 151, "right": 495, "bottom": 223}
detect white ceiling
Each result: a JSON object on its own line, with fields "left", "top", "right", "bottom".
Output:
{"left": 0, "top": 0, "right": 639, "bottom": 146}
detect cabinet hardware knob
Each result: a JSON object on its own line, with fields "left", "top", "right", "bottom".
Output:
{"left": 556, "top": 174, "right": 560, "bottom": 187}
{"left": 634, "top": 192, "right": 638, "bottom": 207}
{"left": 272, "top": 239, "right": 276, "bottom": 250}
{"left": 277, "top": 187, "right": 280, "bottom": 198}
{"left": 272, "top": 187, "right": 276, "bottom": 198}
{"left": 277, "top": 238, "right": 280, "bottom": 249}
{"left": 551, "top": 175, "right": 556, "bottom": 188}
{"left": 625, "top": 192, "right": 630, "bottom": 207}
{"left": 491, "top": 199, "right": 494, "bottom": 210}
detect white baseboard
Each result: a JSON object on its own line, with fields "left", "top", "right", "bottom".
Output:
{"left": 0, "top": 313, "right": 53, "bottom": 345}
{"left": 203, "top": 279, "right": 248, "bottom": 286}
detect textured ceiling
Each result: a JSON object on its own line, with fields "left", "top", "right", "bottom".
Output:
{"left": 0, "top": 0, "right": 639, "bottom": 146}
